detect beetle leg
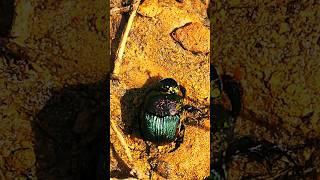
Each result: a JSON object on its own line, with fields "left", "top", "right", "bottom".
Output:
{"left": 169, "top": 124, "right": 185, "bottom": 153}
{"left": 182, "top": 105, "right": 209, "bottom": 127}
{"left": 221, "top": 75, "right": 243, "bottom": 118}
{"left": 179, "top": 85, "right": 186, "bottom": 98}
{"left": 184, "top": 104, "right": 209, "bottom": 116}
{"left": 184, "top": 117, "right": 201, "bottom": 126}
{"left": 145, "top": 141, "right": 152, "bottom": 156}
{"left": 183, "top": 105, "right": 209, "bottom": 119}
{"left": 183, "top": 104, "right": 201, "bottom": 113}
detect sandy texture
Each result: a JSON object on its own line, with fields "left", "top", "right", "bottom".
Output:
{"left": 110, "top": 0, "right": 210, "bottom": 179}
{"left": 211, "top": 0, "right": 320, "bottom": 178}
{"left": 0, "top": 0, "right": 107, "bottom": 179}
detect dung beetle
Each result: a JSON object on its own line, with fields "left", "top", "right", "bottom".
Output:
{"left": 139, "top": 78, "right": 190, "bottom": 152}
{"left": 211, "top": 65, "right": 243, "bottom": 137}
{"left": 209, "top": 65, "right": 243, "bottom": 180}
{"left": 211, "top": 65, "right": 242, "bottom": 118}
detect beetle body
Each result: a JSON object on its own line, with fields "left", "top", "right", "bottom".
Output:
{"left": 140, "top": 78, "right": 185, "bottom": 145}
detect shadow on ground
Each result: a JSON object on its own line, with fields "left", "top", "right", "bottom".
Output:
{"left": 120, "top": 76, "right": 162, "bottom": 137}
{"left": 0, "top": 0, "right": 14, "bottom": 37}
{"left": 32, "top": 80, "right": 107, "bottom": 180}
{"left": 109, "top": 76, "right": 161, "bottom": 178}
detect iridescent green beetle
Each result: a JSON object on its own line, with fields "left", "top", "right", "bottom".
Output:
{"left": 209, "top": 66, "right": 243, "bottom": 180}
{"left": 140, "top": 78, "right": 187, "bottom": 151}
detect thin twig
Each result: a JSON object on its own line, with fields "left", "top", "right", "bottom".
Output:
{"left": 110, "top": 120, "right": 146, "bottom": 179}
{"left": 110, "top": 6, "right": 132, "bottom": 15}
{"left": 111, "top": 120, "right": 133, "bottom": 162}
{"left": 111, "top": 0, "right": 141, "bottom": 79}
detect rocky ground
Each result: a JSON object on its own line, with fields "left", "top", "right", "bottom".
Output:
{"left": 110, "top": 0, "right": 210, "bottom": 179}
{"left": 211, "top": 0, "right": 320, "bottom": 179}
{"left": 0, "top": 0, "right": 107, "bottom": 179}
{"left": 1, "top": 0, "right": 320, "bottom": 179}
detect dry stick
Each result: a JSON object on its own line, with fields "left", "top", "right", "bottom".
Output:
{"left": 110, "top": 120, "right": 133, "bottom": 161}
{"left": 112, "top": 0, "right": 141, "bottom": 78}
{"left": 110, "top": 120, "right": 146, "bottom": 179}
{"left": 110, "top": 5, "right": 132, "bottom": 15}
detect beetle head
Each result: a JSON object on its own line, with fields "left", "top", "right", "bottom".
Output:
{"left": 159, "top": 78, "right": 180, "bottom": 94}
